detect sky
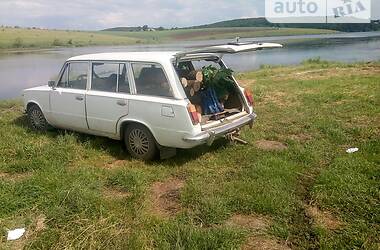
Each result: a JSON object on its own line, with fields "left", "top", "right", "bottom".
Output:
{"left": 0, "top": 0, "right": 379, "bottom": 30}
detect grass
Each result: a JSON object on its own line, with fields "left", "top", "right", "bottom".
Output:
{"left": 0, "top": 60, "right": 379, "bottom": 249}
{"left": 102, "top": 27, "right": 337, "bottom": 43}
{"left": 0, "top": 27, "right": 337, "bottom": 51}
{"left": 0, "top": 28, "right": 141, "bottom": 50}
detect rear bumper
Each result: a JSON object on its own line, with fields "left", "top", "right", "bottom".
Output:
{"left": 183, "top": 113, "right": 257, "bottom": 146}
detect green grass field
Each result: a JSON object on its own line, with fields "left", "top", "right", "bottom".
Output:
{"left": 0, "top": 28, "right": 140, "bottom": 50}
{"left": 102, "top": 27, "right": 337, "bottom": 43}
{"left": 0, "top": 27, "right": 337, "bottom": 51}
{"left": 0, "top": 60, "right": 379, "bottom": 249}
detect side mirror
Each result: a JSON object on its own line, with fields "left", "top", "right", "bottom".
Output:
{"left": 48, "top": 80, "right": 56, "bottom": 88}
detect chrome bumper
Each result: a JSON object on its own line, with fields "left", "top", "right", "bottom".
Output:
{"left": 183, "top": 113, "right": 257, "bottom": 146}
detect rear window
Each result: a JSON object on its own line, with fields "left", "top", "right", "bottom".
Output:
{"left": 177, "top": 60, "right": 221, "bottom": 79}
{"left": 131, "top": 63, "right": 173, "bottom": 98}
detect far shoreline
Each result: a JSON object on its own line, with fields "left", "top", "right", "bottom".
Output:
{"left": 0, "top": 27, "right": 340, "bottom": 54}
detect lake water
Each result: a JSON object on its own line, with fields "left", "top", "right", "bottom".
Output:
{"left": 0, "top": 31, "right": 379, "bottom": 100}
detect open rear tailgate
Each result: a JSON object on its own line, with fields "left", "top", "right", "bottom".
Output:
{"left": 175, "top": 42, "right": 283, "bottom": 59}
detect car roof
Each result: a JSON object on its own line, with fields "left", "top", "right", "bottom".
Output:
{"left": 67, "top": 51, "right": 179, "bottom": 63}
{"left": 67, "top": 43, "right": 283, "bottom": 63}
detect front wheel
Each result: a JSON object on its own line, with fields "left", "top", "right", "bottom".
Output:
{"left": 27, "top": 104, "right": 49, "bottom": 131}
{"left": 125, "top": 124, "right": 157, "bottom": 161}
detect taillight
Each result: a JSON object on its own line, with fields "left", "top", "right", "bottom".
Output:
{"left": 187, "top": 104, "right": 200, "bottom": 125}
{"left": 244, "top": 89, "right": 254, "bottom": 106}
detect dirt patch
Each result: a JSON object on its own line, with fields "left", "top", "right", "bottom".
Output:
{"left": 260, "top": 91, "right": 292, "bottom": 107}
{"left": 243, "top": 236, "right": 291, "bottom": 250}
{"left": 305, "top": 205, "right": 344, "bottom": 230}
{"left": 289, "top": 134, "right": 312, "bottom": 143}
{"left": 0, "top": 172, "right": 32, "bottom": 181}
{"left": 149, "top": 178, "right": 185, "bottom": 217}
{"left": 226, "top": 215, "right": 289, "bottom": 249}
{"left": 237, "top": 79, "right": 256, "bottom": 88}
{"left": 34, "top": 214, "right": 46, "bottom": 232}
{"left": 103, "top": 159, "right": 127, "bottom": 169}
{"left": 255, "top": 140, "right": 287, "bottom": 151}
{"left": 102, "top": 187, "right": 132, "bottom": 199}
{"left": 226, "top": 214, "right": 270, "bottom": 231}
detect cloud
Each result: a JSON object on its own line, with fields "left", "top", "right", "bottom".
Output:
{"left": 0, "top": 0, "right": 378, "bottom": 30}
{"left": 0, "top": 0, "right": 264, "bottom": 30}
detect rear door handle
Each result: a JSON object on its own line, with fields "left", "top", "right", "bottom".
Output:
{"left": 117, "top": 100, "right": 127, "bottom": 106}
{"left": 75, "top": 95, "right": 84, "bottom": 101}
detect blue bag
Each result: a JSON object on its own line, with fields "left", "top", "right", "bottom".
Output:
{"left": 201, "top": 87, "right": 224, "bottom": 115}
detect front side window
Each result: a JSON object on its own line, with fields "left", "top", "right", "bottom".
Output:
{"left": 91, "top": 63, "right": 131, "bottom": 93}
{"left": 57, "top": 62, "right": 88, "bottom": 90}
{"left": 132, "top": 63, "right": 173, "bottom": 98}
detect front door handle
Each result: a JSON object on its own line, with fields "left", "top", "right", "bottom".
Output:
{"left": 75, "top": 95, "right": 84, "bottom": 101}
{"left": 117, "top": 100, "right": 127, "bottom": 106}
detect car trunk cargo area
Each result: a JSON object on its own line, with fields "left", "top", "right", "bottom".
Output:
{"left": 175, "top": 58, "right": 247, "bottom": 128}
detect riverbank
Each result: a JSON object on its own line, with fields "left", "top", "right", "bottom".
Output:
{"left": 0, "top": 27, "right": 337, "bottom": 52}
{"left": 0, "top": 61, "right": 379, "bottom": 249}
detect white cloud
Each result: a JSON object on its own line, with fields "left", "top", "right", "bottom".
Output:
{"left": 0, "top": 0, "right": 265, "bottom": 30}
{"left": 0, "top": 0, "right": 378, "bottom": 30}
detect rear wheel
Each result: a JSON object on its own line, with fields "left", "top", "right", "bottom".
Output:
{"left": 124, "top": 124, "right": 157, "bottom": 161}
{"left": 27, "top": 104, "right": 49, "bottom": 131}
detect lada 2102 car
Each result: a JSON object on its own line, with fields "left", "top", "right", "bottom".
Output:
{"left": 23, "top": 42, "right": 282, "bottom": 160}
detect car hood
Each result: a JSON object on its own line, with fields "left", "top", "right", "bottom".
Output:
{"left": 24, "top": 85, "right": 51, "bottom": 92}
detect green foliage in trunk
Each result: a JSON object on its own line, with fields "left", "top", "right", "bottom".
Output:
{"left": 202, "top": 66, "right": 236, "bottom": 98}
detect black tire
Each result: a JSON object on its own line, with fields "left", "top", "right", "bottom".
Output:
{"left": 124, "top": 124, "right": 158, "bottom": 161}
{"left": 27, "top": 104, "right": 49, "bottom": 131}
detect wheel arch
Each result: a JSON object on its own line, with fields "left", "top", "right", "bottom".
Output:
{"left": 118, "top": 119, "right": 158, "bottom": 144}
{"left": 26, "top": 101, "right": 43, "bottom": 112}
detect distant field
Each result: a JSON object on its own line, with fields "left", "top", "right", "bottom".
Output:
{"left": 0, "top": 27, "right": 337, "bottom": 51}
{"left": 0, "top": 28, "right": 140, "bottom": 50}
{"left": 102, "top": 27, "right": 338, "bottom": 42}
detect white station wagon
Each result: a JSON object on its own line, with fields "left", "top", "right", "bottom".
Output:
{"left": 23, "top": 43, "right": 282, "bottom": 160}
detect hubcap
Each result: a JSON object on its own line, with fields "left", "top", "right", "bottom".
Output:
{"left": 129, "top": 129, "right": 149, "bottom": 155}
{"left": 30, "top": 109, "right": 45, "bottom": 129}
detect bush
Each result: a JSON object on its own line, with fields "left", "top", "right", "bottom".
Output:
{"left": 13, "top": 37, "right": 23, "bottom": 48}
{"left": 52, "top": 39, "right": 62, "bottom": 46}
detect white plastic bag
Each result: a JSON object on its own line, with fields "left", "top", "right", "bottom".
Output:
{"left": 7, "top": 228, "right": 25, "bottom": 241}
{"left": 346, "top": 148, "right": 359, "bottom": 154}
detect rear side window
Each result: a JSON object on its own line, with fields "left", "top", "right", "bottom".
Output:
{"left": 91, "top": 63, "right": 130, "bottom": 93}
{"left": 57, "top": 62, "right": 88, "bottom": 90}
{"left": 132, "top": 63, "right": 173, "bottom": 98}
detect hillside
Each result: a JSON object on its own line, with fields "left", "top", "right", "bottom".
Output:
{"left": 102, "top": 26, "right": 142, "bottom": 32}
{"left": 189, "top": 17, "right": 380, "bottom": 32}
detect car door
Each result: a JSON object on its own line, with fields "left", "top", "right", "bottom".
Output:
{"left": 49, "top": 61, "right": 89, "bottom": 130}
{"left": 85, "top": 62, "right": 130, "bottom": 134}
